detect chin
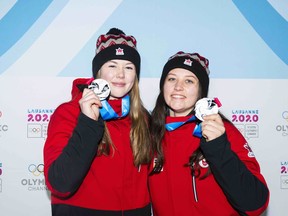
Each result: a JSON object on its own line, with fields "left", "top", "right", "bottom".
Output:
{"left": 110, "top": 94, "right": 126, "bottom": 99}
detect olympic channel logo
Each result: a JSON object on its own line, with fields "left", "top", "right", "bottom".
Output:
{"left": 275, "top": 111, "right": 288, "bottom": 136}
{"left": 282, "top": 111, "right": 288, "bottom": 123}
{"left": 28, "top": 164, "right": 44, "bottom": 176}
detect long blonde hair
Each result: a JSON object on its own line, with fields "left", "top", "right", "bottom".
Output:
{"left": 98, "top": 79, "right": 151, "bottom": 166}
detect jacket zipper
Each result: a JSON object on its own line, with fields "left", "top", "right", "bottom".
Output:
{"left": 191, "top": 163, "right": 199, "bottom": 202}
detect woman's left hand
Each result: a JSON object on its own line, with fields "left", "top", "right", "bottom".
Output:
{"left": 201, "top": 114, "right": 225, "bottom": 142}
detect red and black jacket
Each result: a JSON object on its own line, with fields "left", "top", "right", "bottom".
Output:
{"left": 44, "top": 78, "right": 151, "bottom": 216}
{"left": 148, "top": 115, "right": 269, "bottom": 216}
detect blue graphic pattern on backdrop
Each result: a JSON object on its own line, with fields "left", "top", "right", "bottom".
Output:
{"left": 233, "top": 0, "right": 288, "bottom": 65}
{"left": 0, "top": 0, "right": 53, "bottom": 56}
{"left": 0, "top": 1, "right": 287, "bottom": 78}
{"left": 0, "top": 0, "right": 69, "bottom": 75}
{"left": 59, "top": 1, "right": 287, "bottom": 79}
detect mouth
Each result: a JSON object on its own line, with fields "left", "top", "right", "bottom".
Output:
{"left": 171, "top": 94, "right": 186, "bottom": 99}
{"left": 112, "top": 82, "right": 125, "bottom": 87}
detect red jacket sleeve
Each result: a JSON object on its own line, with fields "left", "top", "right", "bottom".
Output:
{"left": 200, "top": 121, "right": 269, "bottom": 215}
{"left": 43, "top": 102, "right": 104, "bottom": 198}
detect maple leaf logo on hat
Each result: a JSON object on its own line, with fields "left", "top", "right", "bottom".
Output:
{"left": 184, "top": 59, "right": 192, "bottom": 66}
{"left": 116, "top": 47, "right": 124, "bottom": 55}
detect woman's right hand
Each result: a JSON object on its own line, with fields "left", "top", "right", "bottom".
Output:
{"left": 79, "top": 88, "right": 102, "bottom": 120}
{"left": 201, "top": 114, "right": 225, "bottom": 142}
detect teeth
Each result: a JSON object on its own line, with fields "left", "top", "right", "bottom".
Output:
{"left": 172, "top": 95, "right": 184, "bottom": 99}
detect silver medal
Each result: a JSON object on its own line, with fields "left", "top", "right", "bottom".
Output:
{"left": 88, "top": 79, "right": 111, "bottom": 100}
{"left": 194, "top": 97, "right": 221, "bottom": 121}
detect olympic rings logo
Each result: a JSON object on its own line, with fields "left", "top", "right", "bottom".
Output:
{"left": 29, "top": 127, "right": 41, "bottom": 133}
{"left": 282, "top": 111, "right": 288, "bottom": 122}
{"left": 28, "top": 164, "right": 44, "bottom": 176}
{"left": 281, "top": 178, "right": 288, "bottom": 188}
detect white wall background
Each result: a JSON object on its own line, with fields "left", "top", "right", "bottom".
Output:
{"left": 0, "top": 1, "right": 287, "bottom": 215}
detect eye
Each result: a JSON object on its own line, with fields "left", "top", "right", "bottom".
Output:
{"left": 125, "top": 65, "right": 135, "bottom": 70}
{"left": 108, "top": 64, "right": 116, "bottom": 68}
{"left": 167, "top": 77, "right": 176, "bottom": 81}
{"left": 185, "top": 79, "right": 194, "bottom": 84}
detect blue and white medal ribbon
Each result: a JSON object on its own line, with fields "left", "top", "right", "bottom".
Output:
{"left": 100, "top": 95, "right": 130, "bottom": 120}
{"left": 165, "top": 115, "right": 202, "bottom": 138}
{"left": 165, "top": 97, "right": 222, "bottom": 138}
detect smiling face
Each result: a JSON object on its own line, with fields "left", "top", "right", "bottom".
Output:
{"left": 98, "top": 59, "right": 136, "bottom": 99}
{"left": 163, "top": 68, "right": 200, "bottom": 117}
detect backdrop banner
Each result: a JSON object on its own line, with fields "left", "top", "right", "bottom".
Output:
{"left": 0, "top": 1, "right": 287, "bottom": 215}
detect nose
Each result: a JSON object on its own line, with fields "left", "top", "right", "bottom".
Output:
{"left": 174, "top": 80, "right": 184, "bottom": 90}
{"left": 116, "top": 67, "right": 125, "bottom": 78}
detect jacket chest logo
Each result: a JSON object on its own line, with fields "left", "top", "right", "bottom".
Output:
{"left": 199, "top": 158, "right": 209, "bottom": 168}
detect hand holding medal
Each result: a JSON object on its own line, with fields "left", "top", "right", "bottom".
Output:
{"left": 88, "top": 78, "right": 130, "bottom": 120}
{"left": 194, "top": 97, "right": 222, "bottom": 121}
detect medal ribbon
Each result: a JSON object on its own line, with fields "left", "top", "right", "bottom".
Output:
{"left": 165, "top": 115, "right": 202, "bottom": 138}
{"left": 100, "top": 95, "right": 130, "bottom": 120}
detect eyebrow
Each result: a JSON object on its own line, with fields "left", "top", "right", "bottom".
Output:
{"left": 124, "top": 62, "right": 135, "bottom": 66}
{"left": 108, "top": 60, "right": 118, "bottom": 64}
{"left": 167, "top": 73, "right": 197, "bottom": 78}
{"left": 108, "top": 60, "right": 134, "bottom": 66}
